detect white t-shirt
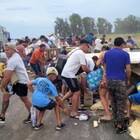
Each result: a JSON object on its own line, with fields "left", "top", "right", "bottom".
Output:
{"left": 86, "top": 57, "right": 95, "bottom": 71}
{"left": 42, "top": 42, "right": 50, "bottom": 49}
{"left": 6, "top": 53, "right": 29, "bottom": 84}
{"left": 94, "top": 38, "right": 103, "bottom": 51}
{"left": 61, "top": 48, "right": 86, "bottom": 78}
{"left": 36, "top": 40, "right": 42, "bottom": 46}
{"left": 25, "top": 43, "right": 37, "bottom": 55}
{"left": 36, "top": 40, "right": 50, "bottom": 49}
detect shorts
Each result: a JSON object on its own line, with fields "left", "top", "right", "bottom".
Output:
{"left": 12, "top": 82, "right": 28, "bottom": 97}
{"left": 30, "top": 63, "right": 41, "bottom": 75}
{"left": 62, "top": 76, "right": 79, "bottom": 92}
{"left": 62, "top": 79, "right": 68, "bottom": 86}
{"left": 34, "top": 99, "right": 56, "bottom": 111}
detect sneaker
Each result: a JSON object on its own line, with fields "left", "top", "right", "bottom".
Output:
{"left": 23, "top": 117, "right": 31, "bottom": 124}
{"left": 34, "top": 123, "right": 44, "bottom": 131}
{"left": 55, "top": 123, "right": 65, "bottom": 130}
{"left": 124, "top": 117, "right": 130, "bottom": 127}
{"left": 77, "top": 108, "right": 87, "bottom": 112}
{"left": 23, "top": 113, "right": 31, "bottom": 124}
{"left": 116, "top": 126, "right": 128, "bottom": 134}
{"left": 0, "top": 116, "right": 5, "bottom": 124}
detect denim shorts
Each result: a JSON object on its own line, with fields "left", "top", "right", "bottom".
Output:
{"left": 30, "top": 63, "right": 41, "bottom": 74}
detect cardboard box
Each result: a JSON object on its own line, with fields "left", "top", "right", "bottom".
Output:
{"left": 84, "top": 92, "right": 93, "bottom": 107}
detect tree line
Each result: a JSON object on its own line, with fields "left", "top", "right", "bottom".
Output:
{"left": 54, "top": 13, "right": 140, "bottom": 37}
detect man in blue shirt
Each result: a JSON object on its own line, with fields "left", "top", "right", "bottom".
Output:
{"left": 27, "top": 67, "right": 68, "bottom": 130}
{"left": 126, "top": 36, "right": 137, "bottom": 49}
{"left": 85, "top": 33, "right": 94, "bottom": 45}
{"left": 103, "top": 37, "right": 131, "bottom": 134}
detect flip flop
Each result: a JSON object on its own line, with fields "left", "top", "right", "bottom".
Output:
{"left": 70, "top": 115, "right": 80, "bottom": 119}
{"left": 100, "top": 116, "right": 111, "bottom": 122}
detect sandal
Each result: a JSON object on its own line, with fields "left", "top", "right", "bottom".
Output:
{"left": 100, "top": 116, "right": 111, "bottom": 122}
{"left": 70, "top": 115, "right": 80, "bottom": 119}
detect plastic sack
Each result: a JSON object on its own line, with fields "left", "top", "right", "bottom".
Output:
{"left": 79, "top": 113, "right": 90, "bottom": 121}
{"left": 86, "top": 67, "right": 103, "bottom": 91}
{"left": 30, "top": 106, "right": 37, "bottom": 127}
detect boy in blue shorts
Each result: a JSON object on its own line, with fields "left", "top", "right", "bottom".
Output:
{"left": 126, "top": 82, "right": 140, "bottom": 120}
{"left": 27, "top": 67, "right": 68, "bottom": 130}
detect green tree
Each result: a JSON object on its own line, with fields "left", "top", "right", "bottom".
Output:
{"left": 69, "top": 13, "right": 83, "bottom": 36}
{"left": 114, "top": 15, "right": 140, "bottom": 34}
{"left": 97, "top": 18, "right": 112, "bottom": 34}
{"left": 54, "top": 18, "right": 71, "bottom": 37}
{"left": 82, "top": 17, "right": 97, "bottom": 34}
{"left": 63, "top": 18, "right": 71, "bottom": 37}
{"left": 54, "top": 18, "right": 65, "bottom": 37}
{"left": 114, "top": 18, "right": 123, "bottom": 33}
{"left": 124, "top": 15, "right": 140, "bottom": 33}
{"left": 106, "top": 22, "right": 112, "bottom": 34}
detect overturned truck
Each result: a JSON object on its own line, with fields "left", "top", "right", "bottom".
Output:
{"left": 0, "top": 25, "right": 10, "bottom": 52}
{"left": 0, "top": 25, "right": 10, "bottom": 62}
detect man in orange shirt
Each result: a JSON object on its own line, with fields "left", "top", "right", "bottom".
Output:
{"left": 30, "top": 44, "right": 46, "bottom": 78}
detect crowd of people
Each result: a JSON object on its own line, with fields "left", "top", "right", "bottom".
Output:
{"left": 0, "top": 33, "right": 139, "bottom": 135}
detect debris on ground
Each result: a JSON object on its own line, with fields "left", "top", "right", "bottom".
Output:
{"left": 93, "top": 120, "right": 98, "bottom": 128}
{"left": 128, "top": 118, "right": 140, "bottom": 140}
{"left": 90, "top": 101, "right": 103, "bottom": 110}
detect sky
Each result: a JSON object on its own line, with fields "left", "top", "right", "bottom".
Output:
{"left": 0, "top": 0, "right": 140, "bottom": 39}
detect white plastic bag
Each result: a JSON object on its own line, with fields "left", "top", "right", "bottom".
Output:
{"left": 30, "top": 106, "right": 37, "bottom": 127}
{"left": 79, "top": 113, "right": 89, "bottom": 121}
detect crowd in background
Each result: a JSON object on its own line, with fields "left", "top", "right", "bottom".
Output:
{"left": 0, "top": 33, "right": 139, "bottom": 134}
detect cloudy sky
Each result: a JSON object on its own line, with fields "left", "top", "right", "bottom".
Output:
{"left": 0, "top": 0, "right": 140, "bottom": 39}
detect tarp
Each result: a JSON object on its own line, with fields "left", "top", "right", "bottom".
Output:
{"left": 86, "top": 51, "right": 140, "bottom": 64}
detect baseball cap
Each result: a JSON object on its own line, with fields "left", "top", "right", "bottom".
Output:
{"left": 80, "top": 39, "right": 90, "bottom": 48}
{"left": 80, "top": 39, "right": 90, "bottom": 45}
{"left": 4, "top": 42, "right": 17, "bottom": 51}
{"left": 46, "top": 67, "right": 58, "bottom": 76}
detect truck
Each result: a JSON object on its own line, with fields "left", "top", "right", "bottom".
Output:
{"left": 0, "top": 25, "right": 10, "bottom": 62}
{"left": 0, "top": 25, "right": 10, "bottom": 52}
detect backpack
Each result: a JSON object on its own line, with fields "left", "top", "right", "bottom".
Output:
{"left": 55, "top": 54, "right": 67, "bottom": 74}
{"left": 56, "top": 48, "right": 80, "bottom": 74}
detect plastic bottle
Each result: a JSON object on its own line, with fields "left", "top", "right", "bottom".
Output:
{"left": 30, "top": 106, "right": 37, "bottom": 127}
{"left": 7, "top": 84, "right": 13, "bottom": 94}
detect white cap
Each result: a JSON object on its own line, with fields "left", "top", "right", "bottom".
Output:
{"left": 4, "top": 42, "right": 16, "bottom": 50}
{"left": 46, "top": 67, "right": 58, "bottom": 76}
